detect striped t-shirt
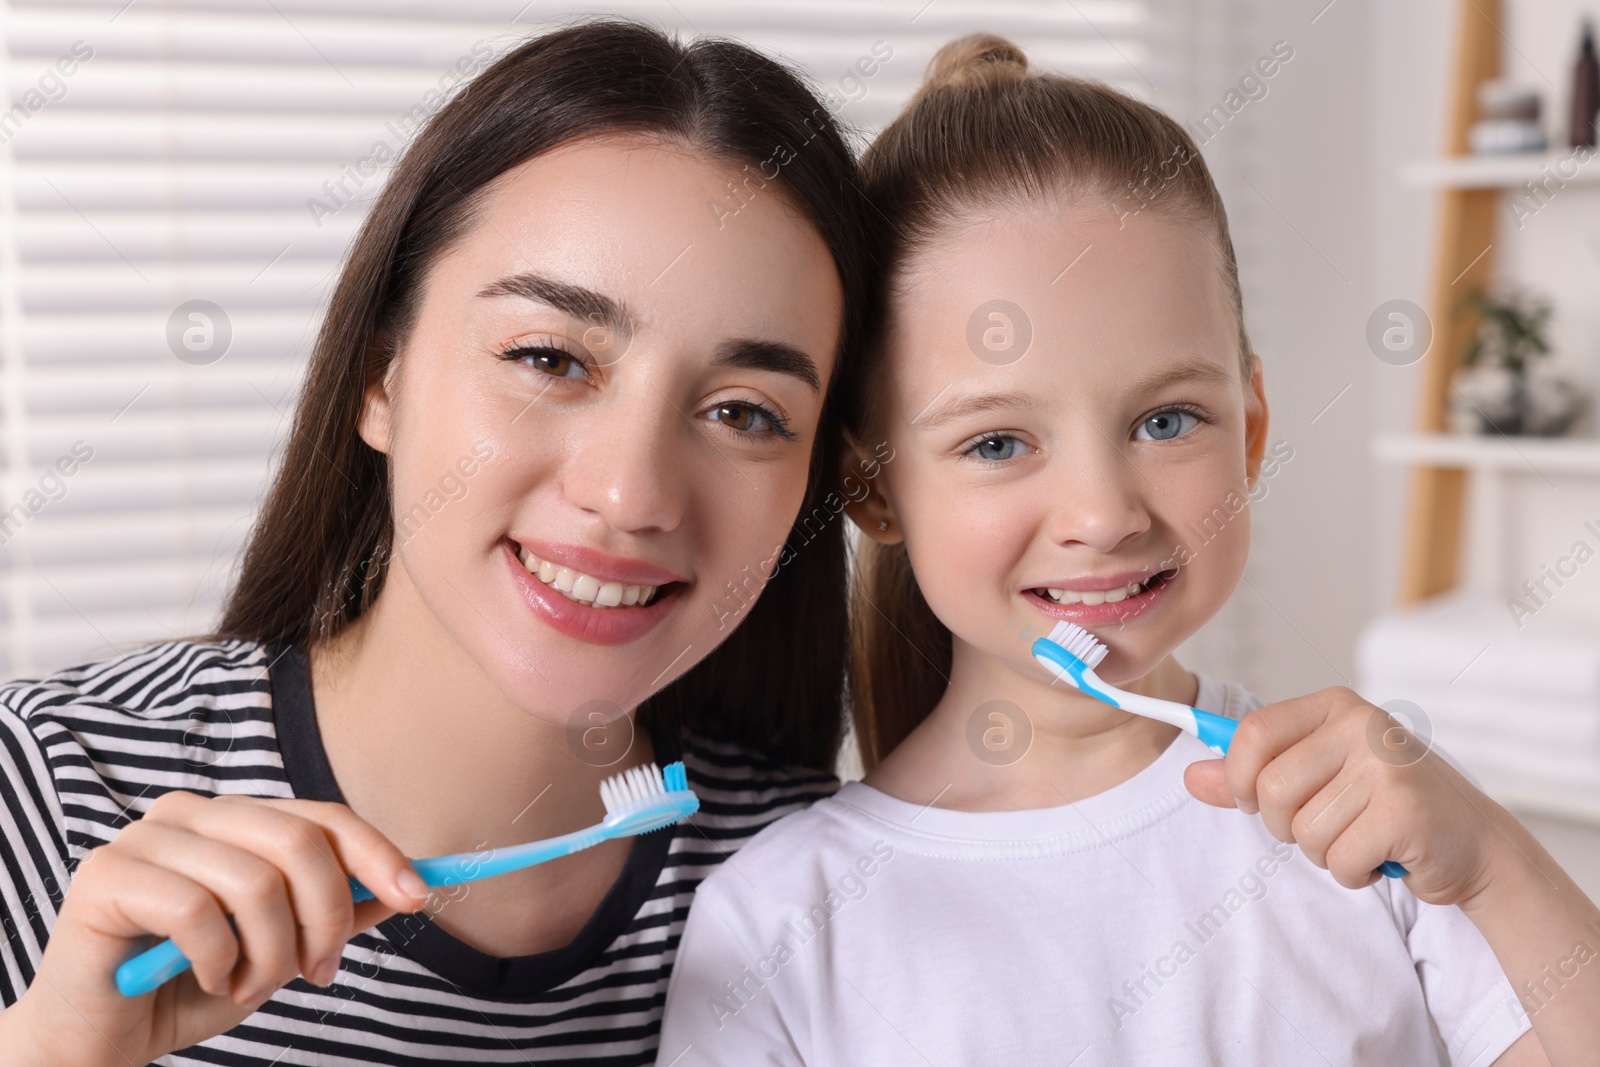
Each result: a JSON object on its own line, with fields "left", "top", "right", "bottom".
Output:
{"left": 0, "top": 639, "right": 838, "bottom": 1065}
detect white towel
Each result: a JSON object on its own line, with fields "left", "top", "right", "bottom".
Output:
{"left": 1358, "top": 592, "right": 1600, "bottom": 698}
{"left": 1355, "top": 682, "right": 1600, "bottom": 746}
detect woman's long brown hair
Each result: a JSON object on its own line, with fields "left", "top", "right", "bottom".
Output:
{"left": 845, "top": 34, "right": 1252, "bottom": 770}
{"left": 214, "top": 19, "right": 872, "bottom": 771}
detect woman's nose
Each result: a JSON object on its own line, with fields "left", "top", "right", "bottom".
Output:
{"left": 561, "top": 389, "right": 689, "bottom": 534}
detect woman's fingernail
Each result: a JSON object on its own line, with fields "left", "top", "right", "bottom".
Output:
{"left": 396, "top": 865, "right": 429, "bottom": 901}
{"left": 313, "top": 955, "right": 341, "bottom": 986}
{"left": 1238, "top": 798, "right": 1258, "bottom": 815}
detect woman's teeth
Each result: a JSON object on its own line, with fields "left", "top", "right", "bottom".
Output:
{"left": 1043, "top": 579, "right": 1146, "bottom": 606}
{"left": 517, "top": 546, "right": 659, "bottom": 608}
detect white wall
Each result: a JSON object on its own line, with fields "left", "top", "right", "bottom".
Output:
{"left": 1177, "top": 0, "right": 1383, "bottom": 699}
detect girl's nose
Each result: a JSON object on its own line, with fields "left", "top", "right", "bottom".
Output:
{"left": 1044, "top": 439, "right": 1152, "bottom": 554}
{"left": 562, "top": 391, "right": 689, "bottom": 534}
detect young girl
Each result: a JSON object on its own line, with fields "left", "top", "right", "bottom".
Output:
{"left": 0, "top": 20, "right": 872, "bottom": 1067}
{"left": 658, "top": 36, "right": 1600, "bottom": 1065}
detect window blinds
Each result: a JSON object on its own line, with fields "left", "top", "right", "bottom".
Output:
{"left": 0, "top": 0, "right": 1181, "bottom": 677}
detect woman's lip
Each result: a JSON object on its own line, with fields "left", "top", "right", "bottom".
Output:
{"left": 1024, "top": 570, "right": 1174, "bottom": 626}
{"left": 511, "top": 536, "right": 687, "bottom": 586}
{"left": 504, "top": 541, "right": 679, "bottom": 646}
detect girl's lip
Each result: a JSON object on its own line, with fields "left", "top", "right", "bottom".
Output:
{"left": 503, "top": 540, "right": 683, "bottom": 646}
{"left": 1029, "top": 570, "right": 1161, "bottom": 593}
{"left": 1024, "top": 569, "right": 1175, "bottom": 627}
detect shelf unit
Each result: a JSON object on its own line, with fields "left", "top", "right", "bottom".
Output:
{"left": 1395, "top": 0, "right": 1504, "bottom": 606}
{"left": 1372, "top": 4, "right": 1600, "bottom": 833}
{"left": 1402, "top": 149, "right": 1600, "bottom": 190}
{"left": 1374, "top": 432, "right": 1600, "bottom": 474}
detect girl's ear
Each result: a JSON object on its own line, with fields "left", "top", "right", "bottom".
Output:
{"left": 840, "top": 430, "right": 902, "bottom": 545}
{"left": 1242, "top": 354, "right": 1269, "bottom": 487}
{"left": 358, "top": 346, "right": 398, "bottom": 456}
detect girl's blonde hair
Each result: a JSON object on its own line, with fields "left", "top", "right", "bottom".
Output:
{"left": 845, "top": 34, "right": 1252, "bottom": 769}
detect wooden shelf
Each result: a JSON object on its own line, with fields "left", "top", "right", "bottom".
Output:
{"left": 1402, "top": 149, "right": 1600, "bottom": 190}
{"left": 1373, "top": 432, "right": 1600, "bottom": 474}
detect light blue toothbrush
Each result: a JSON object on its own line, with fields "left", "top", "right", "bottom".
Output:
{"left": 116, "top": 761, "right": 699, "bottom": 997}
{"left": 1032, "top": 621, "right": 1407, "bottom": 879}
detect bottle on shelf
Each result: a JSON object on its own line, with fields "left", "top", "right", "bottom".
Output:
{"left": 1571, "top": 19, "right": 1600, "bottom": 148}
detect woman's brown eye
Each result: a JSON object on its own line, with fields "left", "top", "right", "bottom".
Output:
{"left": 705, "top": 399, "right": 795, "bottom": 440}
{"left": 536, "top": 351, "right": 573, "bottom": 376}
{"left": 501, "top": 344, "right": 586, "bottom": 378}
{"left": 716, "top": 403, "right": 755, "bottom": 431}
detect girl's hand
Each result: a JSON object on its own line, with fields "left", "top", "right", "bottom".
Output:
{"left": 1183, "top": 686, "right": 1511, "bottom": 906}
{"left": 2, "top": 791, "right": 432, "bottom": 1067}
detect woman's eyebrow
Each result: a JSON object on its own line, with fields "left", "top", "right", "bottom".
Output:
{"left": 713, "top": 340, "right": 821, "bottom": 393}
{"left": 477, "top": 272, "right": 633, "bottom": 339}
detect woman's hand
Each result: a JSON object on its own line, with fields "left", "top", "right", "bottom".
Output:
{"left": 1, "top": 791, "right": 432, "bottom": 1067}
{"left": 1182, "top": 685, "right": 1509, "bottom": 905}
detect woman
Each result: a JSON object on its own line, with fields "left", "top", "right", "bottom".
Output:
{"left": 0, "top": 19, "right": 869, "bottom": 1066}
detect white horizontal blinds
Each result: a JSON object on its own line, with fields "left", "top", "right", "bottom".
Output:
{"left": 0, "top": 0, "right": 1176, "bottom": 679}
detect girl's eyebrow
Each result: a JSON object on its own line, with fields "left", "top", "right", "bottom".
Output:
{"left": 915, "top": 358, "right": 1234, "bottom": 431}
{"left": 914, "top": 389, "right": 1045, "bottom": 429}
{"left": 477, "top": 271, "right": 633, "bottom": 341}
{"left": 1123, "top": 360, "right": 1236, "bottom": 393}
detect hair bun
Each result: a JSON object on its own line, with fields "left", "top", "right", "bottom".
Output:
{"left": 917, "top": 33, "right": 1028, "bottom": 97}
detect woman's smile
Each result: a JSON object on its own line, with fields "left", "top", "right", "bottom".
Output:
{"left": 501, "top": 537, "right": 688, "bottom": 646}
{"left": 499, "top": 537, "right": 688, "bottom": 646}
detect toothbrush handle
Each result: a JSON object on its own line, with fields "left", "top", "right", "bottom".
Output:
{"left": 1193, "top": 709, "right": 1238, "bottom": 756}
{"left": 1194, "top": 709, "right": 1407, "bottom": 880}
{"left": 118, "top": 830, "right": 606, "bottom": 995}
{"left": 346, "top": 831, "right": 602, "bottom": 903}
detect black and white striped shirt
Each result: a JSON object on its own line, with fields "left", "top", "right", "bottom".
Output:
{"left": 0, "top": 639, "right": 838, "bottom": 1065}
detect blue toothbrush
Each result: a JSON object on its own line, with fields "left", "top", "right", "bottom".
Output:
{"left": 116, "top": 761, "right": 699, "bottom": 997}
{"left": 1032, "top": 621, "right": 1406, "bottom": 880}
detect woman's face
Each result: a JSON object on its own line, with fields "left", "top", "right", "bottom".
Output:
{"left": 360, "top": 135, "right": 843, "bottom": 725}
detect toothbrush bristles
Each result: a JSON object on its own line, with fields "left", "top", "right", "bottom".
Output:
{"left": 1047, "top": 620, "right": 1110, "bottom": 669}
{"left": 600, "top": 761, "right": 670, "bottom": 814}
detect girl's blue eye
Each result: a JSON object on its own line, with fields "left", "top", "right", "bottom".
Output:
{"left": 968, "top": 434, "right": 1025, "bottom": 462}
{"left": 1136, "top": 409, "right": 1199, "bottom": 442}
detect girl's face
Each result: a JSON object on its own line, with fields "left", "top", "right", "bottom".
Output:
{"left": 859, "top": 200, "right": 1267, "bottom": 688}
{"left": 360, "top": 135, "right": 843, "bottom": 723}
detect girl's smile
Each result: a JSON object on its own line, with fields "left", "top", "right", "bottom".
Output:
{"left": 1024, "top": 565, "right": 1179, "bottom": 628}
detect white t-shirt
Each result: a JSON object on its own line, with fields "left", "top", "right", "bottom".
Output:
{"left": 657, "top": 675, "right": 1531, "bottom": 1066}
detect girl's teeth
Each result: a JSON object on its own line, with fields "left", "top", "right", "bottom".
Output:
{"left": 1044, "top": 580, "right": 1145, "bottom": 605}
{"left": 516, "top": 547, "right": 660, "bottom": 608}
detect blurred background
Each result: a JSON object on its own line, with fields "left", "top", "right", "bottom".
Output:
{"left": 3, "top": 0, "right": 1599, "bottom": 890}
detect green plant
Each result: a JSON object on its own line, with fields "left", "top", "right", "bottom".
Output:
{"left": 1460, "top": 288, "right": 1552, "bottom": 375}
